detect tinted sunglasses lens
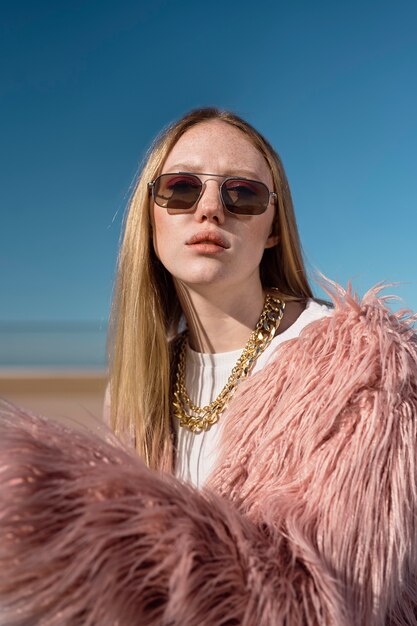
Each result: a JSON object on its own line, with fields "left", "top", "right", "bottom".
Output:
{"left": 221, "top": 179, "right": 269, "bottom": 215}
{"left": 154, "top": 174, "right": 202, "bottom": 210}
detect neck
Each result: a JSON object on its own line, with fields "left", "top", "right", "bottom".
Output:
{"left": 175, "top": 280, "right": 266, "bottom": 353}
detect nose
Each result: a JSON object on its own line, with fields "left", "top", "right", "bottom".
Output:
{"left": 194, "top": 179, "right": 225, "bottom": 224}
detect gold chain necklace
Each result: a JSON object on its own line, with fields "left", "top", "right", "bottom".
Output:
{"left": 173, "top": 289, "right": 285, "bottom": 433}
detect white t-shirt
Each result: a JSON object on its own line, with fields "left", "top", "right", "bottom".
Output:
{"left": 175, "top": 300, "right": 332, "bottom": 488}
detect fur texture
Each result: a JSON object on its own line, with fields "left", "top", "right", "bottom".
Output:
{"left": 0, "top": 284, "right": 416, "bottom": 625}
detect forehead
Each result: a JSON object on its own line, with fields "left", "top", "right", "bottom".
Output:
{"left": 162, "top": 120, "right": 273, "bottom": 185}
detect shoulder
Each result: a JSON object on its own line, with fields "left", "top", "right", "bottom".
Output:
{"left": 251, "top": 283, "right": 416, "bottom": 397}
{"left": 288, "top": 282, "right": 415, "bottom": 349}
{"left": 227, "top": 280, "right": 416, "bottom": 432}
{"left": 294, "top": 284, "right": 416, "bottom": 382}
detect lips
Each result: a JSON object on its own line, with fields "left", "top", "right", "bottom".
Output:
{"left": 186, "top": 231, "right": 230, "bottom": 248}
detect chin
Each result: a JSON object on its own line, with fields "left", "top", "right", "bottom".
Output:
{"left": 170, "top": 261, "right": 231, "bottom": 286}
{"left": 180, "top": 274, "right": 229, "bottom": 287}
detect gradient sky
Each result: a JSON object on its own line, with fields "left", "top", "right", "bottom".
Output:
{"left": 1, "top": 0, "right": 416, "bottom": 327}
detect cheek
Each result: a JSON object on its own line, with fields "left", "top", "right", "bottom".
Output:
{"left": 241, "top": 224, "right": 273, "bottom": 268}
{"left": 252, "top": 210, "right": 276, "bottom": 244}
{"left": 152, "top": 207, "right": 182, "bottom": 265}
{"left": 152, "top": 206, "right": 169, "bottom": 259}
{"left": 243, "top": 212, "right": 277, "bottom": 258}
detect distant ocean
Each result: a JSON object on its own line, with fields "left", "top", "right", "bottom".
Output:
{"left": 0, "top": 322, "right": 107, "bottom": 368}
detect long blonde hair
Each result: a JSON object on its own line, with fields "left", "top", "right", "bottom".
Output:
{"left": 108, "top": 107, "right": 313, "bottom": 470}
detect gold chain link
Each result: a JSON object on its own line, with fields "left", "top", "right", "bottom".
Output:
{"left": 173, "top": 290, "right": 285, "bottom": 432}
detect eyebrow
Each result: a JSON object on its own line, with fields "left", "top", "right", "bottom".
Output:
{"left": 164, "top": 164, "right": 264, "bottom": 180}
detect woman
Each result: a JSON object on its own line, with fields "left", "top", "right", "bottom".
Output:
{"left": 105, "top": 107, "right": 331, "bottom": 481}
{"left": 0, "top": 108, "right": 416, "bottom": 626}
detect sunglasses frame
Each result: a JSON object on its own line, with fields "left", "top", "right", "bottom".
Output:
{"left": 148, "top": 171, "right": 277, "bottom": 215}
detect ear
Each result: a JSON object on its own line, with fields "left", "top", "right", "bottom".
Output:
{"left": 264, "top": 233, "right": 279, "bottom": 249}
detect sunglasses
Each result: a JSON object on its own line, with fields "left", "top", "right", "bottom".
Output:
{"left": 148, "top": 172, "right": 277, "bottom": 216}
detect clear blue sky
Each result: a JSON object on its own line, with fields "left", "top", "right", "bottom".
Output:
{"left": 1, "top": 0, "right": 416, "bottom": 324}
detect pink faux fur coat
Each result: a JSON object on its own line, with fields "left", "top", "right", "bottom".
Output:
{"left": 0, "top": 284, "right": 416, "bottom": 626}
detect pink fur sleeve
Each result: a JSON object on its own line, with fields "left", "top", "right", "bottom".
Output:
{"left": 0, "top": 403, "right": 345, "bottom": 626}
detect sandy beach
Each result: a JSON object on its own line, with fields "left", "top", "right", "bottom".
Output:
{"left": 0, "top": 369, "right": 108, "bottom": 430}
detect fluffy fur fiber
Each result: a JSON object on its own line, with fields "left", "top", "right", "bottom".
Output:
{"left": 0, "top": 283, "right": 416, "bottom": 625}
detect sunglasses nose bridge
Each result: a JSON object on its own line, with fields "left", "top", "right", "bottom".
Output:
{"left": 194, "top": 177, "right": 225, "bottom": 220}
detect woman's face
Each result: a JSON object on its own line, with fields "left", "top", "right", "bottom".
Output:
{"left": 151, "top": 120, "right": 278, "bottom": 293}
